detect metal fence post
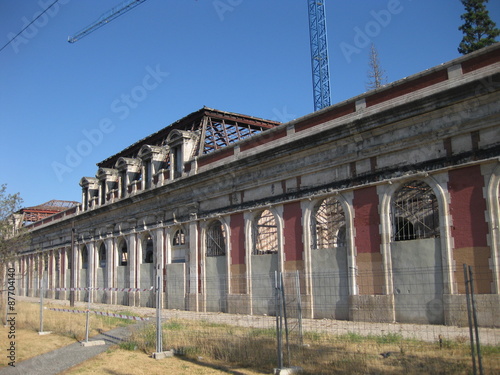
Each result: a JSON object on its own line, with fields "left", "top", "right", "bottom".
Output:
{"left": 281, "top": 272, "right": 290, "bottom": 368}
{"left": 85, "top": 286, "right": 90, "bottom": 343}
{"left": 464, "top": 264, "right": 477, "bottom": 375}
{"left": 275, "top": 271, "right": 283, "bottom": 370}
{"left": 295, "top": 271, "right": 303, "bottom": 347}
{"left": 468, "top": 266, "right": 484, "bottom": 375}
{"left": 39, "top": 273, "right": 44, "bottom": 333}
{"left": 156, "top": 274, "right": 162, "bottom": 353}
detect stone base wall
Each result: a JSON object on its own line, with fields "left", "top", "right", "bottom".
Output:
{"left": 443, "top": 294, "right": 500, "bottom": 328}
{"left": 349, "top": 295, "right": 395, "bottom": 323}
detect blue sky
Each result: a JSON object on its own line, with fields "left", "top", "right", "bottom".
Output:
{"left": 1, "top": 0, "right": 499, "bottom": 208}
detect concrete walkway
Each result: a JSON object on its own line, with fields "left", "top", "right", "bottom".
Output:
{"left": 0, "top": 325, "right": 132, "bottom": 375}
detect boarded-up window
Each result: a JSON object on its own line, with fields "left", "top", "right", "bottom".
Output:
{"left": 206, "top": 221, "right": 226, "bottom": 257}
{"left": 253, "top": 210, "right": 278, "bottom": 255}
{"left": 312, "top": 197, "right": 346, "bottom": 249}
{"left": 392, "top": 180, "right": 439, "bottom": 241}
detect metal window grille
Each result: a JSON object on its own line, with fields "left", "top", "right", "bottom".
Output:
{"left": 392, "top": 180, "right": 440, "bottom": 241}
{"left": 312, "top": 197, "right": 346, "bottom": 249}
{"left": 206, "top": 221, "right": 226, "bottom": 257}
{"left": 254, "top": 210, "right": 278, "bottom": 255}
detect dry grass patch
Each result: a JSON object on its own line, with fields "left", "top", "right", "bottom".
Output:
{"left": 0, "top": 301, "right": 145, "bottom": 368}
{"left": 120, "top": 319, "right": 500, "bottom": 375}
{"left": 8, "top": 301, "right": 138, "bottom": 341}
{"left": 0, "top": 327, "right": 75, "bottom": 368}
{"left": 60, "top": 348, "right": 262, "bottom": 375}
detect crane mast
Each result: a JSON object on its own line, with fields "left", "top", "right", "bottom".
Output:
{"left": 68, "top": 0, "right": 147, "bottom": 43}
{"left": 308, "top": 1, "right": 331, "bottom": 111}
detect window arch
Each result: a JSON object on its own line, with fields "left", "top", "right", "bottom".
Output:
{"left": 81, "top": 246, "right": 88, "bottom": 269}
{"left": 119, "top": 241, "right": 128, "bottom": 266}
{"left": 173, "top": 229, "right": 186, "bottom": 246}
{"left": 172, "top": 228, "right": 188, "bottom": 263}
{"left": 311, "top": 196, "right": 346, "bottom": 249}
{"left": 206, "top": 220, "right": 226, "bottom": 257}
{"left": 98, "top": 243, "right": 106, "bottom": 268}
{"left": 392, "top": 180, "right": 439, "bottom": 241}
{"left": 253, "top": 209, "right": 278, "bottom": 255}
{"left": 143, "top": 235, "right": 154, "bottom": 263}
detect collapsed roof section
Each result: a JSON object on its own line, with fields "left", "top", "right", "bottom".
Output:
{"left": 19, "top": 200, "right": 80, "bottom": 225}
{"left": 97, "top": 107, "right": 281, "bottom": 169}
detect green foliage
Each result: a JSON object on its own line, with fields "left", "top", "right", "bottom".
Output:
{"left": 163, "top": 320, "right": 185, "bottom": 330}
{"left": 119, "top": 341, "right": 138, "bottom": 351}
{"left": 0, "top": 184, "right": 29, "bottom": 283}
{"left": 375, "top": 332, "right": 403, "bottom": 344}
{"left": 458, "top": 0, "right": 500, "bottom": 54}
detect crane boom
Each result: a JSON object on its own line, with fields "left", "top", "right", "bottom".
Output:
{"left": 68, "top": 0, "right": 147, "bottom": 43}
{"left": 308, "top": 0, "right": 331, "bottom": 111}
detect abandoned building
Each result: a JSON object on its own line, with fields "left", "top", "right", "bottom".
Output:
{"left": 11, "top": 43, "right": 500, "bottom": 326}
{"left": 14, "top": 200, "right": 79, "bottom": 226}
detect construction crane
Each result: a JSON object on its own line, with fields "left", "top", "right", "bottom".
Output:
{"left": 307, "top": 1, "right": 331, "bottom": 111}
{"left": 68, "top": 0, "right": 147, "bottom": 43}
{"left": 69, "top": 0, "right": 330, "bottom": 112}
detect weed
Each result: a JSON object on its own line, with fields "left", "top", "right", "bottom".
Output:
{"left": 375, "top": 332, "right": 403, "bottom": 344}
{"left": 342, "top": 331, "right": 364, "bottom": 343}
{"left": 163, "top": 320, "right": 185, "bottom": 330}
{"left": 119, "top": 341, "right": 138, "bottom": 351}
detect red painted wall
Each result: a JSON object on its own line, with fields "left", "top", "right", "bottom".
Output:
{"left": 230, "top": 213, "right": 246, "bottom": 265}
{"left": 353, "top": 187, "right": 381, "bottom": 253}
{"left": 448, "top": 166, "right": 489, "bottom": 248}
{"left": 283, "top": 202, "right": 303, "bottom": 261}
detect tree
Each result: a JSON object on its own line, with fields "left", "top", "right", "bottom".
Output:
{"left": 366, "top": 43, "right": 388, "bottom": 91}
{"left": 0, "top": 184, "right": 29, "bottom": 290}
{"left": 458, "top": 0, "right": 500, "bottom": 55}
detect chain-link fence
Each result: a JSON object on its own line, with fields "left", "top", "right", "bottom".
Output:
{"left": 6, "top": 264, "right": 499, "bottom": 374}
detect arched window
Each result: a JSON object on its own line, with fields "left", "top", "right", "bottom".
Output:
{"left": 81, "top": 246, "right": 88, "bottom": 269}
{"left": 119, "top": 241, "right": 128, "bottom": 266}
{"left": 311, "top": 197, "right": 346, "bottom": 249}
{"left": 143, "top": 236, "right": 154, "bottom": 263}
{"left": 392, "top": 180, "right": 439, "bottom": 241}
{"left": 206, "top": 221, "right": 226, "bottom": 257}
{"left": 172, "top": 228, "right": 187, "bottom": 263}
{"left": 173, "top": 229, "right": 186, "bottom": 246}
{"left": 98, "top": 243, "right": 106, "bottom": 268}
{"left": 253, "top": 209, "right": 278, "bottom": 255}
